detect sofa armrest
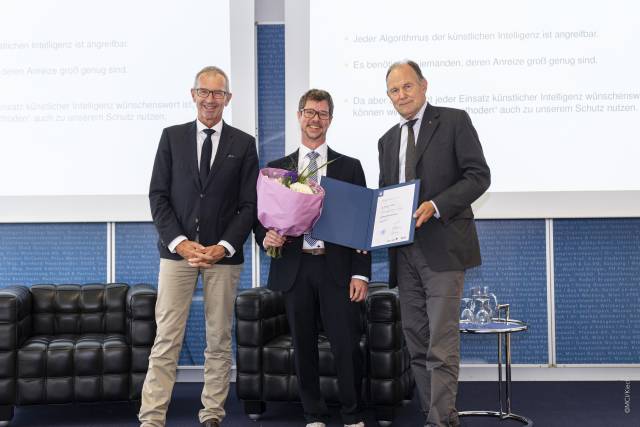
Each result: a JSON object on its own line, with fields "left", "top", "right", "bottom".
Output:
{"left": 235, "top": 287, "right": 288, "bottom": 402}
{"left": 0, "top": 285, "right": 32, "bottom": 406}
{"left": 125, "top": 283, "right": 157, "bottom": 346}
{"left": 0, "top": 285, "right": 32, "bottom": 349}
{"left": 125, "top": 283, "right": 157, "bottom": 400}
{"left": 235, "top": 287, "right": 288, "bottom": 347}
{"left": 366, "top": 288, "right": 403, "bottom": 350}
{"left": 366, "top": 286, "right": 414, "bottom": 405}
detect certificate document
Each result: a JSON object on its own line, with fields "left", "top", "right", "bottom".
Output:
{"left": 370, "top": 183, "right": 418, "bottom": 248}
{"left": 311, "top": 178, "right": 420, "bottom": 250}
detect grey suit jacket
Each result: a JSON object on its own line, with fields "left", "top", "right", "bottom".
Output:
{"left": 378, "top": 103, "right": 490, "bottom": 286}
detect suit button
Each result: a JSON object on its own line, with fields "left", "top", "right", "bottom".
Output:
{"left": 200, "top": 193, "right": 204, "bottom": 198}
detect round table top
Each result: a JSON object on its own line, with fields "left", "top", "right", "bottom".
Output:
{"left": 459, "top": 319, "right": 528, "bottom": 334}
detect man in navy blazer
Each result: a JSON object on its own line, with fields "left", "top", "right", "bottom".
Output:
{"left": 378, "top": 61, "right": 490, "bottom": 427}
{"left": 255, "top": 89, "right": 370, "bottom": 427}
{"left": 140, "top": 66, "right": 258, "bottom": 427}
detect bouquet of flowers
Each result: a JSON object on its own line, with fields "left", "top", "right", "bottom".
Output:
{"left": 257, "top": 160, "right": 332, "bottom": 258}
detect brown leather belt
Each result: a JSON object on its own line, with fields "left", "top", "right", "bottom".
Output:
{"left": 302, "top": 248, "right": 326, "bottom": 255}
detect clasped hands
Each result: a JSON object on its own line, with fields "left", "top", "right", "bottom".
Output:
{"left": 176, "top": 240, "right": 226, "bottom": 268}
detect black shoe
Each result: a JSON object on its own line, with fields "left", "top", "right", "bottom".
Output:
{"left": 201, "top": 419, "right": 220, "bottom": 427}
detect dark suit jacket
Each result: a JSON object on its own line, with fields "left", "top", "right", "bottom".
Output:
{"left": 149, "top": 120, "right": 259, "bottom": 264}
{"left": 254, "top": 147, "right": 372, "bottom": 292}
{"left": 378, "top": 103, "right": 490, "bottom": 286}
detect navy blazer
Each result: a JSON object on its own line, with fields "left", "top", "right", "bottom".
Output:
{"left": 378, "top": 104, "right": 491, "bottom": 285}
{"left": 149, "top": 120, "right": 259, "bottom": 264}
{"left": 254, "top": 147, "right": 372, "bottom": 291}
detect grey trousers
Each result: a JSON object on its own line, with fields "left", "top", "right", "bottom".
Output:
{"left": 397, "top": 244, "right": 464, "bottom": 427}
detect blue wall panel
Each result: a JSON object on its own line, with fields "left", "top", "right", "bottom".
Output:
{"left": 257, "top": 24, "right": 285, "bottom": 168}
{"left": 115, "top": 222, "right": 159, "bottom": 285}
{"left": 369, "top": 220, "right": 548, "bottom": 364}
{"left": 462, "top": 219, "right": 548, "bottom": 364}
{"left": 257, "top": 23, "right": 285, "bottom": 282}
{"left": 554, "top": 218, "right": 640, "bottom": 363}
{"left": 0, "top": 223, "right": 107, "bottom": 287}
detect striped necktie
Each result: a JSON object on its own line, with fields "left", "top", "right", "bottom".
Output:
{"left": 304, "top": 151, "right": 320, "bottom": 247}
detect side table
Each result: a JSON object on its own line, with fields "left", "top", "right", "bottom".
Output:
{"left": 459, "top": 307, "right": 533, "bottom": 426}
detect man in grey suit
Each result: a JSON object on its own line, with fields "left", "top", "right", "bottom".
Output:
{"left": 378, "top": 60, "right": 490, "bottom": 427}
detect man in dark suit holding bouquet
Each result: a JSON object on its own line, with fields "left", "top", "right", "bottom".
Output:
{"left": 255, "top": 89, "right": 371, "bottom": 427}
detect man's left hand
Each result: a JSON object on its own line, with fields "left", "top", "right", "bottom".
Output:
{"left": 414, "top": 201, "right": 435, "bottom": 228}
{"left": 349, "top": 278, "right": 368, "bottom": 302}
{"left": 188, "top": 245, "right": 226, "bottom": 268}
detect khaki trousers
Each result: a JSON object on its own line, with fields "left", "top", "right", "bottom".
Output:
{"left": 139, "top": 258, "right": 242, "bottom": 427}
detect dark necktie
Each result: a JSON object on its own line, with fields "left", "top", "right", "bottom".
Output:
{"left": 404, "top": 118, "right": 418, "bottom": 182}
{"left": 304, "top": 151, "right": 320, "bottom": 247}
{"left": 200, "top": 129, "right": 215, "bottom": 187}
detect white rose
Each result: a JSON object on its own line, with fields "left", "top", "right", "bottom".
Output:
{"left": 289, "top": 182, "right": 314, "bottom": 194}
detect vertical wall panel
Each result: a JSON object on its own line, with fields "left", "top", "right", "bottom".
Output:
{"left": 0, "top": 223, "right": 107, "bottom": 286}
{"left": 257, "top": 23, "right": 286, "bottom": 284}
{"left": 462, "top": 219, "right": 548, "bottom": 364}
{"left": 554, "top": 218, "right": 640, "bottom": 363}
{"left": 114, "top": 222, "right": 159, "bottom": 285}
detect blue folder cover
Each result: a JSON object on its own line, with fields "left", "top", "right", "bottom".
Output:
{"left": 311, "top": 177, "right": 420, "bottom": 250}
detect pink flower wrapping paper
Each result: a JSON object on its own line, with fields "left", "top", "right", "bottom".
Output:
{"left": 256, "top": 167, "right": 325, "bottom": 236}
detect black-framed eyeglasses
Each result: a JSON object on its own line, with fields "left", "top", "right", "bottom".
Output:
{"left": 195, "top": 88, "right": 227, "bottom": 99}
{"left": 300, "top": 108, "right": 331, "bottom": 120}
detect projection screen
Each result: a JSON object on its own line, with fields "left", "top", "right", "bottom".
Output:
{"left": 285, "top": 0, "right": 640, "bottom": 218}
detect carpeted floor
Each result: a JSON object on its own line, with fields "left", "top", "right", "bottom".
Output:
{"left": 6, "top": 381, "right": 638, "bottom": 426}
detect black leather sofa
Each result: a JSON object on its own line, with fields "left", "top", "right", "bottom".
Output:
{"left": 235, "top": 282, "right": 414, "bottom": 426}
{"left": 0, "top": 283, "right": 157, "bottom": 424}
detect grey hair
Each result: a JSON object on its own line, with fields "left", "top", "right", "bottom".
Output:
{"left": 385, "top": 60, "right": 426, "bottom": 81}
{"left": 193, "top": 66, "right": 230, "bottom": 92}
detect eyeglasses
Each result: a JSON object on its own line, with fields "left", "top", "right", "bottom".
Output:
{"left": 300, "top": 108, "right": 331, "bottom": 120}
{"left": 194, "top": 88, "right": 227, "bottom": 99}
{"left": 387, "top": 83, "right": 416, "bottom": 98}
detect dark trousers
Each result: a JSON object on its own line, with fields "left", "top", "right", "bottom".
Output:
{"left": 397, "top": 244, "right": 464, "bottom": 427}
{"left": 282, "top": 254, "right": 364, "bottom": 424}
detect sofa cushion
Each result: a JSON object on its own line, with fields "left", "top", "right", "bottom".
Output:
{"left": 30, "top": 284, "right": 128, "bottom": 336}
{"left": 16, "top": 333, "right": 129, "bottom": 404}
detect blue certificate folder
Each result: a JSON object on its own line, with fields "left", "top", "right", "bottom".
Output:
{"left": 311, "top": 177, "right": 420, "bottom": 250}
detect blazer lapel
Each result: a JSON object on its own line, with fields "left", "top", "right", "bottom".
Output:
{"left": 326, "top": 147, "right": 340, "bottom": 178}
{"left": 186, "top": 121, "right": 201, "bottom": 189}
{"left": 288, "top": 150, "right": 299, "bottom": 170}
{"left": 388, "top": 126, "right": 401, "bottom": 185}
{"left": 273, "top": 150, "right": 298, "bottom": 170}
{"left": 415, "top": 103, "right": 440, "bottom": 162}
{"left": 205, "top": 121, "right": 231, "bottom": 186}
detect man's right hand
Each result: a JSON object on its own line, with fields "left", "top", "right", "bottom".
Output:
{"left": 264, "top": 230, "right": 286, "bottom": 249}
{"left": 176, "top": 240, "right": 206, "bottom": 260}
